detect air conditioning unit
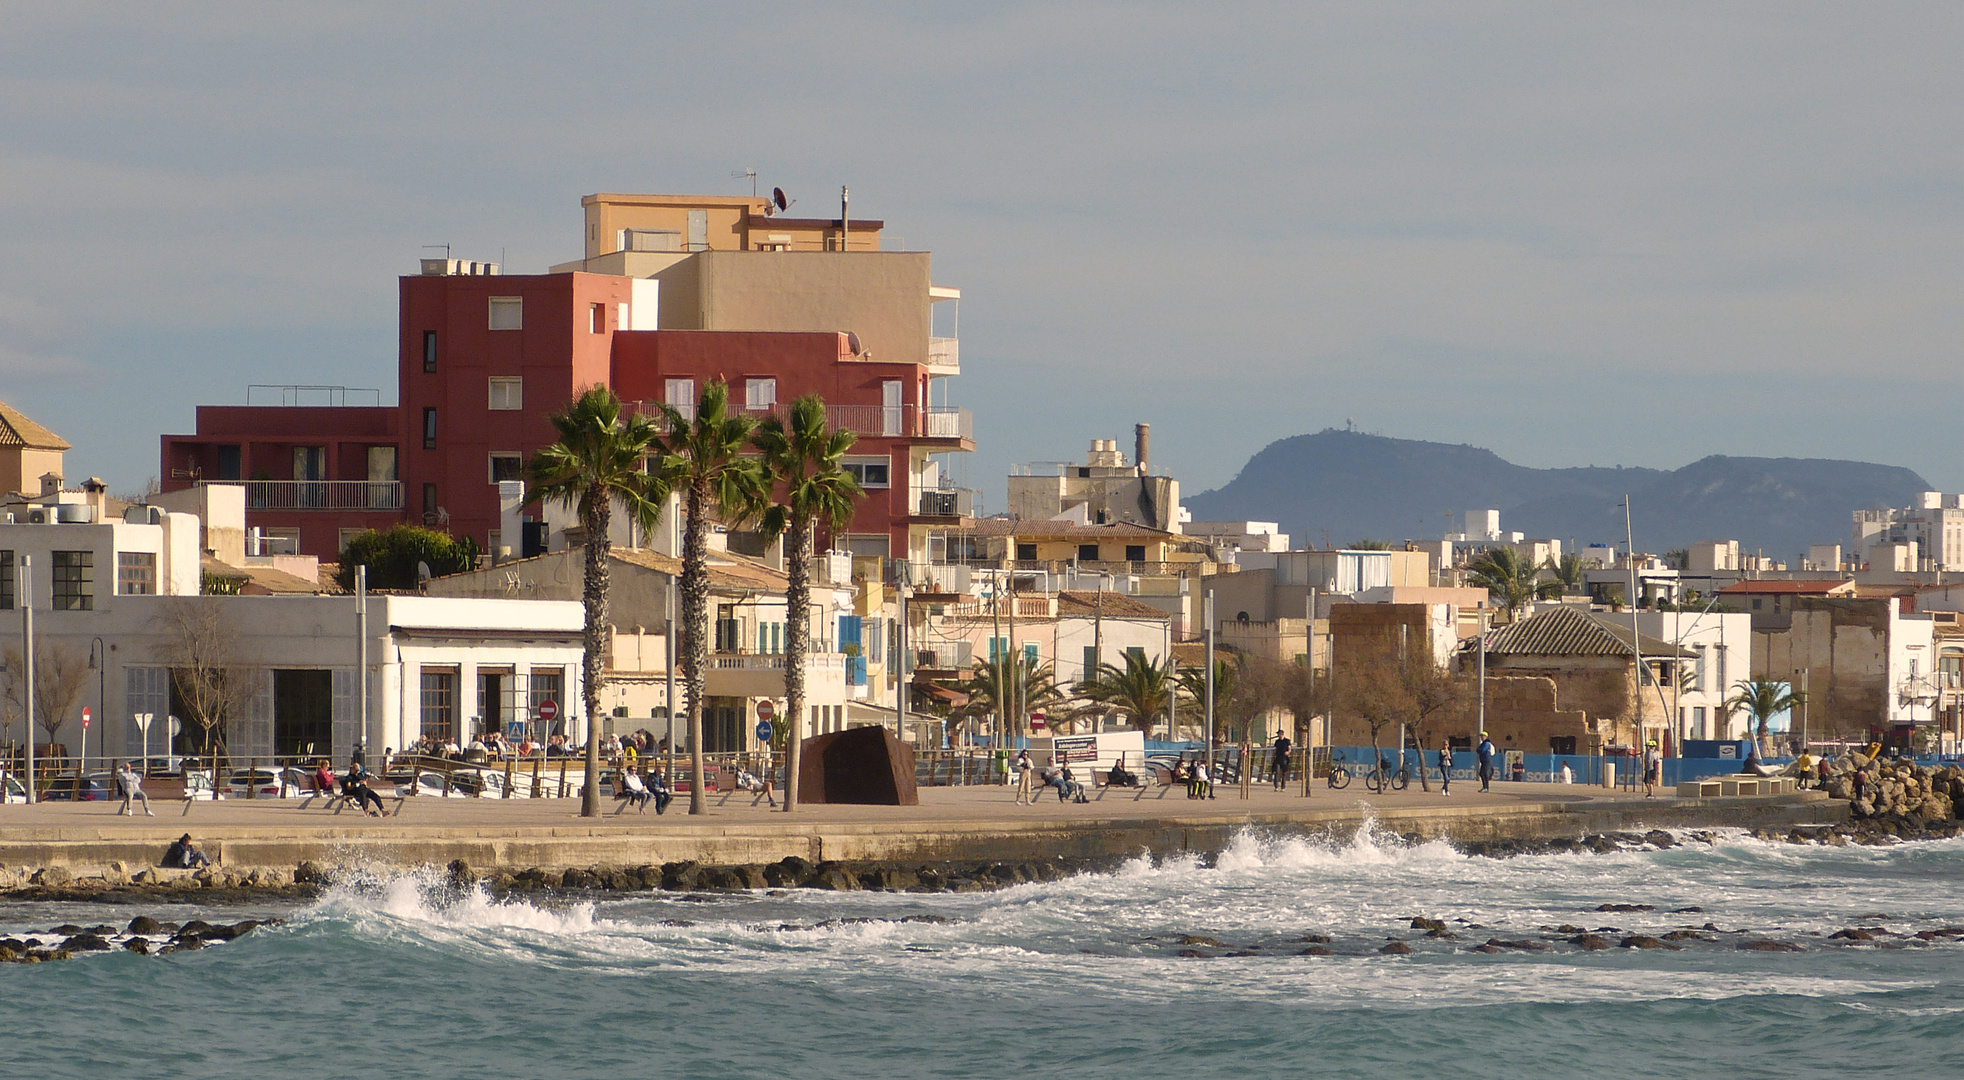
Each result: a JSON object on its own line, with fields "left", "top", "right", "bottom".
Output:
{"left": 26, "top": 509, "right": 47, "bottom": 524}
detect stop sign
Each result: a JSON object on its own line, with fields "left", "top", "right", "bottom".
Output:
{"left": 757, "top": 700, "right": 775, "bottom": 721}
{"left": 537, "top": 699, "right": 559, "bottom": 723}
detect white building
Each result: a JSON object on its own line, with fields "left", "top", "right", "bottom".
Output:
{"left": 1854, "top": 492, "right": 1964, "bottom": 572}
{"left": 1633, "top": 610, "right": 1753, "bottom": 741}
{"left": 9, "top": 593, "right": 586, "bottom": 765}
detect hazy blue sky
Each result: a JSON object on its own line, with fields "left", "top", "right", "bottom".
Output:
{"left": 4, "top": 3, "right": 1961, "bottom": 507}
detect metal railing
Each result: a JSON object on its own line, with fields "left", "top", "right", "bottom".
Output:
{"left": 909, "top": 562, "right": 971, "bottom": 594}
{"left": 201, "top": 479, "right": 403, "bottom": 511}
{"left": 917, "top": 488, "right": 975, "bottom": 518}
{"left": 625, "top": 401, "right": 971, "bottom": 443}
{"left": 244, "top": 385, "right": 384, "bottom": 407}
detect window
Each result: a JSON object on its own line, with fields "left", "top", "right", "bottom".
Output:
{"left": 589, "top": 303, "right": 606, "bottom": 333}
{"left": 488, "top": 297, "right": 523, "bottom": 330}
{"left": 52, "top": 550, "right": 93, "bottom": 611}
{"left": 422, "top": 330, "right": 438, "bottom": 373}
{"left": 273, "top": 669, "right": 333, "bottom": 757}
{"left": 1125, "top": 545, "right": 1147, "bottom": 562}
{"left": 0, "top": 550, "right": 11, "bottom": 610}
{"left": 423, "top": 407, "right": 438, "bottom": 450}
{"left": 1023, "top": 643, "right": 1039, "bottom": 666}
{"left": 530, "top": 667, "right": 564, "bottom": 734}
{"left": 745, "top": 378, "right": 776, "bottom": 410}
{"left": 1078, "top": 544, "right": 1100, "bottom": 562}
{"left": 988, "top": 636, "right": 1010, "bottom": 662}
{"left": 866, "top": 618, "right": 881, "bottom": 663}
{"left": 1549, "top": 736, "right": 1578, "bottom": 755}
{"left": 489, "top": 453, "right": 524, "bottom": 484}
{"left": 843, "top": 456, "right": 890, "bottom": 488}
{"left": 215, "top": 445, "right": 242, "bottom": 480}
{"left": 420, "top": 667, "right": 458, "bottom": 742}
{"left": 1126, "top": 646, "right": 1145, "bottom": 664}
{"left": 338, "top": 528, "right": 367, "bottom": 556}
{"left": 118, "top": 552, "right": 156, "bottom": 595}
{"left": 293, "top": 445, "right": 325, "bottom": 482}
{"left": 1083, "top": 646, "right": 1098, "bottom": 679}
{"left": 488, "top": 377, "right": 523, "bottom": 411}
{"left": 422, "top": 482, "right": 439, "bottom": 517}
{"left": 716, "top": 605, "right": 741, "bottom": 653}
{"left": 1016, "top": 543, "right": 1037, "bottom": 561}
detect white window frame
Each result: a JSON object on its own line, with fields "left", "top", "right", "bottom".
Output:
{"left": 745, "top": 377, "right": 777, "bottom": 411}
{"left": 488, "top": 452, "right": 524, "bottom": 485}
{"left": 488, "top": 376, "right": 523, "bottom": 411}
{"left": 488, "top": 297, "right": 523, "bottom": 331}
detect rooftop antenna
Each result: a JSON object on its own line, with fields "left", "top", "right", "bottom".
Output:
{"left": 421, "top": 243, "right": 451, "bottom": 259}
{"left": 731, "top": 167, "right": 757, "bottom": 196}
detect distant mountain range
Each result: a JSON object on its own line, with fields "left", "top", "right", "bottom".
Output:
{"left": 1183, "top": 429, "right": 1932, "bottom": 558}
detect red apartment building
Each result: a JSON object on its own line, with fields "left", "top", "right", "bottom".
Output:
{"left": 162, "top": 194, "right": 971, "bottom": 563}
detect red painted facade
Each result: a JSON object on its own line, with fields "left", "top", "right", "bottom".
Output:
{"left": 162, "top": 270, "right": 963, "bottom": 560}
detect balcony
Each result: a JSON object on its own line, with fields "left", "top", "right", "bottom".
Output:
{"left": 914, "top": 487, "right": 976, "bottom": 523}
{"left": 202, "top": 480, "right": 402, "bottom": 512}
{"left": 622, "top": 401, "right": 970, "bottom": 447}
{"left": 912, "top": 643, "right": 972, "bottom": 674}
{"left": 908, "top": 562, "right": 972, "bottom": 597}
{"left": 927, "top": 337, "right": 959, "bottom": 375}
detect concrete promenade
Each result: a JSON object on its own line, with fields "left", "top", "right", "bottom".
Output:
{"left": 0, "top": 781, "right": 1847, "bottom": 874}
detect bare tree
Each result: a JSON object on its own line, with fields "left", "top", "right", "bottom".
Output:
{"left": 154, "top": 599, "right": 259, "bottom": 756}
{"left": 2, "top": 641, "right": 91, "bottom": 755}
{"left": 1341, "top": 665, "right": 1413, "bottom": 783}
{"left": 1400, "top": 661, "right": 1467, "bottom": 792}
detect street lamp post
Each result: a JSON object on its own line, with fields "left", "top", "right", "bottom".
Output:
{"left": 87, "top": 635, "right": 106, "bottom": 790}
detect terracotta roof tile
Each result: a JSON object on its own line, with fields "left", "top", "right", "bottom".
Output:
{"left": 0, "top": 399, "right": 70, "bottom": 451}
{"left": 1478, "top": 605, "right": 1693, "bottom": 658}
{"left": 1056, "top": 590, "right": 1169, "bottom": 620}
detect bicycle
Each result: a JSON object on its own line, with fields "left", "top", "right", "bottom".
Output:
{"left": 1326, "top": 751, "right": 1352, "bottom": 790}
{"left": 1365, "top": 754, "right": 1410, "bottom": 794}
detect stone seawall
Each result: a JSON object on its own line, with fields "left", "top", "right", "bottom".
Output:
{"left": 0, "top": 795, "right": 1849, "bottom": 878}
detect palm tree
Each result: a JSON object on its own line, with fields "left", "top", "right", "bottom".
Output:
{"left": 753, "top": 394, "right": 864, "bottom": 813}
{"left": 949, "top": 652, "right": 1063, "bottom": 739}
{"left": 1177, "top": 656, "right": 1242, "bottom": 745}
{"left": 1466, "top": 547, "right": 1559, "bottom": 619}
{"left": 1725, "top": 677, "right": 1806, "bottom": 746}
{"left": 525, "top": 386, "right": 669, "bottom": 817}
{"left": 649, "top": 380, "right": 769, "bottom": 815}
{"left": 1544, "top": 553, "right": 1587, "bottom": 595}
{"left": 1073, "top": 651, "right": 1175, "bottom": 736}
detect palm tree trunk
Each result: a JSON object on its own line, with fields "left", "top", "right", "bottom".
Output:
{"left": 781, "top": 514, "right": 811, "bottom": 812}
{"left": 579, "top": 498, "right": 610, "bottom": 817}
{"left": 683, "top": 480, "right": 711, "bottom": 815}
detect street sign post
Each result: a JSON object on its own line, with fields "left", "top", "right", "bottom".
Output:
{"left": 537, "top": 699, "right": 559, "bottom": 739}
{"left": 755, "top": 720, "right": 773, "bottom": 742}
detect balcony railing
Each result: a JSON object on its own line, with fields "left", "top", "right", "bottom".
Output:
{"left": 624, "top": 402, "right": 970, "bottom": 442}
{"left": 708, "top": 653, "right": 849, "bottom": 671}
{"left": 928, "top": 337, "right": 959, "bottom": 370}
{"left": 909, "top": 562, "right": 971, "bottom": 595}
{"left": 916, "top": 487, "right": 976, "bottom": 518}
{"left": 912, "top": 644, "right": 972, "bottom": 671}
{"left": 202, "top": 480, "right": 402, "bottom": 511}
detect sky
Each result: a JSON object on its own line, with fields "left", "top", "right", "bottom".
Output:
{"left": 3, "top": 2, "right": 1962, "bottom": 508}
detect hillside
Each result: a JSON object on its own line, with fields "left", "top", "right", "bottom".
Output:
{"left": 1184, "top": 430, "right": 1931, "bottom": 557}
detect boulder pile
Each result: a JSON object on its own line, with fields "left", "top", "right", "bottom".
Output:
{"left": 1825, "top": 754, "right": 1964, "bottom": 824}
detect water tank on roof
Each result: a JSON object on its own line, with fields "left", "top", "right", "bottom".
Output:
{"left": 55, "top": 503, "right": 92, "bottom": 524}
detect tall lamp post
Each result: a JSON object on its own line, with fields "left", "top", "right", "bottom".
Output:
{"left": 86, "top": 635, "right": 106, "bottom": 786}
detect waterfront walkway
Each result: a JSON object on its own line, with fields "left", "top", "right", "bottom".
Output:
{"left": 0, "top": 781, "right": 1843, "bottom": 872}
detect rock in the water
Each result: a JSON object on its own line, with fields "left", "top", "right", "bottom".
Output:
{"left": 1643, "top": 831, "right": 1676, "bottom": 848}
{"left": 127, "top": 916, "right": 164, "bottom": 936}
{"left": 1300, "top": 946, "right": 1335, "bottom": 956}
{"left": 1409, "top": 917, "right": 1448, "bottom": 932}
{"left": 1621, "top": 935, "right": 1668, "bottom": 949}
{"left": 1738, "top": 939, "right": 1803, "bottom": 952}
{"left": 31, "top": 867, "right": 73, "bottom": 887}
{"left": 1178, "top": 935, "right": 1227, "bottom": 948}
{"left": 59, "top": 934, "right": 112, "bottom": 952}
{"left": 1380, "top": 940, "right": 1413, "bottom": 955}
{"left": 1829, "top": 928, "right": 1876, "bottom": 941}
{"left": 1570, "top": 934, "right": 1610, "bottom": 950}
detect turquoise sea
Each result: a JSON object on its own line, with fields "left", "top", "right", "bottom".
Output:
{"left": 4, "top": 827, "right": 1962, "bottom": 1079}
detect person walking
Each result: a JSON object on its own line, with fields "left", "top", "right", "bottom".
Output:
{"left": 1642, "top": 739, "right": 1662, "bottom": 799}
{"left": 1476, "top": 732, "right": 1496, "bottom": 793}
{"left": 1271, "top": 732, "right": 1292, "bottom": 791}
{"left": 115, "top": 761, "right": 154, "bottom": 816}
{"left": 1013, "top": 748, "right": 1034, "bottom": 805}
{"left": 1436, "top": 742, "right": 1453, "bottom": 796}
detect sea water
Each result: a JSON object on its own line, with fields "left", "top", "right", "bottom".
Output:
{"left": 4, "top": 827, "right": 1962, "bottom": 1079}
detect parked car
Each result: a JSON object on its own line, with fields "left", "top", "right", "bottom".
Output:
{"left": 2, "top": 774, "right": 25, "bottom": 804}
{"left": 40, "top": 774, "right": 108, "bottom": 801}
{"left": 223, "top": 767, "right": 290, "bottom": 798}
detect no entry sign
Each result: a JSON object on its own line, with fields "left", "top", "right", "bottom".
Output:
{"left": 537, "top": 699, "right": 559, "bottom": 723}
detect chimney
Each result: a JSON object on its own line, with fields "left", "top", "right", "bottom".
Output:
{"left": 39, "top": 470, "right": 63, "bottom": 498}
{"left": 1134, "top": 423, "right": 1150, "bottom": 475}
{"left": 83, "top": 477, "right": 108, "bottom": 523}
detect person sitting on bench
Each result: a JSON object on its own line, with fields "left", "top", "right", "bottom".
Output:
{"left": 1106, "top": 761, "right": 1139, "bottom": 787}
{"left": 620, "top": 766, "right": 653, "bottom": 813}
{"left": 646, "top": 769, "right": 673, "bottom": 815}
{"left": 1058, "top": 763, "right": 1088, "bottom": 803}
{"left": 342, "top": 759, "right": 387, "bottom": 817}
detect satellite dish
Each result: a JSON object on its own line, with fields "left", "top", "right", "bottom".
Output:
{"left": 772, "top": 187, "right": 789, "bottom": 213}
{"left": 845, "top": 331, "right": 863, "bottom": 356}
{"left": 417, "top": 560, "right": 432, "bottom": 583}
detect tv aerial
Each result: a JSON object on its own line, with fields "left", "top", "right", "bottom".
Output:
{"left": 731, "top": 167, "right": 757, "bottom": 196}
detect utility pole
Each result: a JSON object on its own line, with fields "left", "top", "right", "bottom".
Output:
{"left": 357, "top": 565, "right": 368, "bottom": 759}
{"left": 21, "top": 555, "right": 34, "bottom": 804}
{"left": 897, "top": 586, "right": 910, "bottom": 742}
{"left": 1626, "top": 495, "right": 1644, "bottom": 758}
{"left": 1304, "top": 587, "right": 1316, "bottom": 797}
{"left": 1009, "top": 572, "right": 1021, "bottom": 745}
{"left": 992, "top": 576, "right": 1004, "bottom": 747}
{"left": 1204, "top": 588, "right": 1216, "bottom": 770}
{"left": 666, "top": 575, "right": 678, "bottom": 779}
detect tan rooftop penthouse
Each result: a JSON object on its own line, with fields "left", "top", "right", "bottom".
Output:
{"left": 581, "top": 192, "right": 885, "bottom": 259}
